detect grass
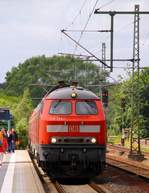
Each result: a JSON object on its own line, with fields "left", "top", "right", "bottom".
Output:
{"left": 107, "top": 135, "right": 121, "bottom": 145}
{"left": 107, "top": 135, "right": 149, "bottom": 153}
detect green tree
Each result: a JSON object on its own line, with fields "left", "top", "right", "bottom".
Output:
{"left": 139, "top": 68, "right": 149, "bottom": 137}
{"left": 4, "top": 55, "right": 108, "bottom": 103}
{"left": 13, "top": 88, "right": 33, "bottom": 148}
{"left": 108, "top": 67, "right": 149, "bottom": 138}
{"left": 0, "top": 91, "right": 19, "bottom": 129}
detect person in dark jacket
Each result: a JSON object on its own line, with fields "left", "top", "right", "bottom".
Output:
{"left": 7, "top": 129, "right": 13, "bottom": 153}
{"left": 11, "top": 128, "right": 18, "bottom": 152}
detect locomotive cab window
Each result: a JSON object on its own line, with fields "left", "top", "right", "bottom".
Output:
{"left": 76, "top": 101, "right": 98, "bottom": 115}
{"left": 49, "top": 100, "right": 72, "bottom": 114}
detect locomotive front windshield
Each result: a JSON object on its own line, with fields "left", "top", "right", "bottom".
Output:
{"left": 49, "top": 100, "right": 72, "bottom": 114}
{"left": 76, "top": 101, "right": 98, "bottom": 115}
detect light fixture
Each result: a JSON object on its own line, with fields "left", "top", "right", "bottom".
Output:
{"left": 51, "top": 137, "right": 57, "bottom": 144}
{"left": 71, "top": 92, "right": 77, "bottom": 98}
{"left": 91, "top": 137, "right": 96, "bottom": 144}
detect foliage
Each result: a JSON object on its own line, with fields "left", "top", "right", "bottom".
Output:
{"left": 0, "top": 91, "right": 19, "bottom": 109}
{"left": 139, "top": 68, "right": 149, "bottom": 137}
{"left": 108, "top": 67, "right": 149, "bottom": 138}
{"left": 13, "top": 88, "right": 33, "bottom": 147}
{"left": 4, "top": 55, "right": 108, "bottom": 106}
{"left": 0, "top": 88, "right": 33, "bottom": 148}
{"left": 0, "top": 91, "right": 19, "bottom": 129}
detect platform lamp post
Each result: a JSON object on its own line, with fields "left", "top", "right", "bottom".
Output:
{"left": 8, "top": 119, "right": 11, "bottom": 130}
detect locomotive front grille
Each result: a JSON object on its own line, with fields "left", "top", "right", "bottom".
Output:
{"left": 63, "top": 138, "right": 84, "bottom": 143}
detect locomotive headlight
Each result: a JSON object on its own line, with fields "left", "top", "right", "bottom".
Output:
{"left": 91, "top": 137, "right": 96, "bottom": 144}
{"left": 71, "top": 92, "right": 77, "bottom": 98}
{"left": 51, "top": 137, "right": 57, "bottom": 144}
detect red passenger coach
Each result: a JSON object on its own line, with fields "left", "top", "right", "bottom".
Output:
{"left": 29, "top": 82, "right": 106, "bottom": 178}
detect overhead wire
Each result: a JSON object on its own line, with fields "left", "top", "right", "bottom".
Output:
{"left": 77, "top": 1, "right": 148, "bottom": 82}
{"left": 98, "top": 0, "right": 116, "bottom": 10}
{"left": 65, "top": 0, "right": 88, "bottom": 30}
{"left": 90, "top": 18, "right": 137, "bottom": 60}
{"left": 61, "top": 0, "right": 137, "bottom": 82}
{"left": 58, "top": 0, "right": 88, "bottom": 54}
{"left": 91, "top": 7, "right": 143, "bottom": 55}
{"left": 71, "top": 0, "right": 118, "bottom": 81}
{"left": 72, "top": 0, "right": 116, "bottom": 55}
{"left": 62, "top": 0, "right": 117, "bottom": 56}
{"left": 73, "top": 0, "right": 99, "bottom": 53}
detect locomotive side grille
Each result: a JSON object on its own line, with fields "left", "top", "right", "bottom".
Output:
{"left": 80, "top": 125, "right": 100, "bottom": 133}
{"left": 47, "top": 125, "right": 68, "bottom": 132}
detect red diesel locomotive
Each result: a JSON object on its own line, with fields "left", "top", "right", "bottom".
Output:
{"left": 28, "top": 82, "right": 106, "bottom": 178}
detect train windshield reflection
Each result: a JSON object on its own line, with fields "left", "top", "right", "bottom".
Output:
{"left": 76, "top": 101, "right": 98, "bottom": 115}
{"left": 49, "top": 100, "right": 72, "bottom": 114}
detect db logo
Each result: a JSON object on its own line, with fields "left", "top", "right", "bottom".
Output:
{"left": 68, "top": 125, "right": 80, "bottom": 132}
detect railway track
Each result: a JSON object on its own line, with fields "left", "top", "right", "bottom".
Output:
{"left": 107, "top": 154, "right": 149, "bottom": 179}
{"left": 89, "top": 183, "right": 112, "bottom": 193}
{"left": 30, "top": 151, "right": 149, "bottom": 193}
{"left": 30, "top": 152, "right": 112, "bottom": 193}
{"left": 107, "top": 144, "right": 149, "bottom": 156}
{"left": 107, "top": 144, "right": 149, "bottom": 179}
{"left": 54, "top": 182, "right": 112, "bottom": 193}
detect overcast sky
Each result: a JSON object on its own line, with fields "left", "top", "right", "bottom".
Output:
{"left": 0, "top": 0, "right": 149, "bottom": 83}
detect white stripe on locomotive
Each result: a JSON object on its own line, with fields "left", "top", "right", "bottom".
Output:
{"left": 47, "top": 125, "right": 100, "bottom": 133}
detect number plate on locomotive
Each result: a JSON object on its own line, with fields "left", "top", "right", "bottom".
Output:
{"left": 68, "top": 125, "right": 80, "bottom": 132}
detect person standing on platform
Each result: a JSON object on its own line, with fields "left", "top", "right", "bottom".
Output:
{"left": 0, "top": 129, "right": 4, "bottom": 166}
{"left": 7, "top": 129, "right": 13, "bottom": 153}
{"left": 1, "top": 128, "right": 8, "bottom": 153}
{"left": 11, "top": 128, "right": 18, "bottom": 152}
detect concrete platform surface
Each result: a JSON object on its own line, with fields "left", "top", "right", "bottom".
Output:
{"left": 0, "top": 150, "right": 45, "bottom": 193}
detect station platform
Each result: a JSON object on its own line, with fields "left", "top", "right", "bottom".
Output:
{"left": 0, "top": 150, "right": 45, "bottom": 193}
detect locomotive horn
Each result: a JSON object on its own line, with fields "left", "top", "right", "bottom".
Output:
{"left": 58, "top": 80, "right": 65, "bottom": 87}
{"left": 71, "top": 81, "right": 78, "bottom": 87}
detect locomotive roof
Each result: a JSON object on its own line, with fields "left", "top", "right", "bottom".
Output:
{"left": 46, "top": 86, "right": 99, "bottom": 100}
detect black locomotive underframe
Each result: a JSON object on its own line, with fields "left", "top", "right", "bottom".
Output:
{"left": 39, "top": 144, "right": 105, "bottom": 166}
{"left": 36, "top": 144, "right": 106, "bottom": 178}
